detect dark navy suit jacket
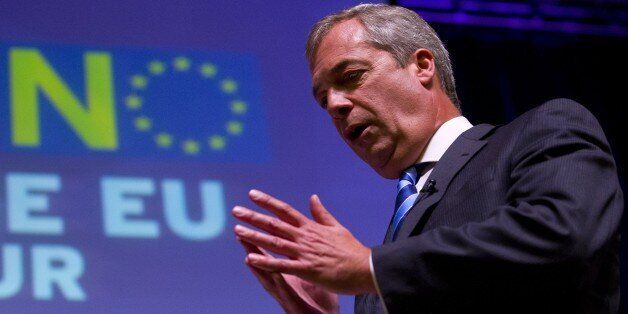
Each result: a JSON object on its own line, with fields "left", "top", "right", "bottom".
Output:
{"left": 355, "top": 99, "right": 623, "bottom": 313}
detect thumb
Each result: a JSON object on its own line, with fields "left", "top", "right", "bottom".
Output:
{"left": 309, "top": 194, "right": 339, "bottom": 226}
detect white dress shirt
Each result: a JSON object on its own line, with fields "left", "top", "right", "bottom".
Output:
{"left": 368, "top": 116, "right": 473, "bottom": 313}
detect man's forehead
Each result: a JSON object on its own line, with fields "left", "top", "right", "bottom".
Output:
{"left": 310, "top": 22, "right": 375, "bottom": 81}
{"left": 324, "top": 19, "right": 367, "bottom": 46}
{"left": 310, "top": 19, "right": 369, "bottom": 69}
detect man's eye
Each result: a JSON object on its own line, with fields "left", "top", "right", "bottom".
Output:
{"left": 345, "top": 70, "right": 364, "bottom": 81}
{"left": 319, "top": 97, "right": 328, "bottom": 109}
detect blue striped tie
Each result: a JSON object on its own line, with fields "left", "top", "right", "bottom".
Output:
{"left": 390, "top": 162, "right": 433, "bottom": 241}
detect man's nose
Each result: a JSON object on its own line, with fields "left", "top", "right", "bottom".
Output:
{"left": 326, "top": 89, "right": 352, "bottom": 118}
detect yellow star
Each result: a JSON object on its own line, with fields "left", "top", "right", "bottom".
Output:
{"left": 183, "top": 139, "right": 200, "bottom": 154}
{"left": 125, "top": 95, "right": 142, "bottom": 109}
{"left": 231, "top": 100, "right": 247, "bottom": 114}
{"left": 135, "top": 116, "right": 152, "bottom": 131}
{"left": 155, "top": 133, "right": 173, "bottom": 148}
{"left": 221, "top": 79, "right": 238, "bottom": 94}
{"left": 148, "top": 61, "right": 165, "bottom": 75}
{"left": 173, "top": 57, "right": 191, "bottom": 71}
{"left": 130, "top": 75, "right": 148, "bottom": 89}
{"left": 209, "top": 135, "right": 226, "bottom": 150}
{"left": 200, "top": 63, "right": 217, "bottom": 78}
{"left": 226, "top": 121, "right": 243, "bottom": 135}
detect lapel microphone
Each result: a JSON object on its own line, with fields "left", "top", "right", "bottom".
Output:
{"left": 420, "top": 179, "right": 437, "bottom": 194}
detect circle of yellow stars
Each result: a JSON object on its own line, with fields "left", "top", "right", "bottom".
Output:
{"left": 126, "top": 57, "right": 248, "bottom": 155}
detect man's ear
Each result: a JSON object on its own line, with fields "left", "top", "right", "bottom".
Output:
{"left": 410, "top": 48, "right": 436, "bottom": 87}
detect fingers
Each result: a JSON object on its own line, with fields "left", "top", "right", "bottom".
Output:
{"left": 240, "top": 241, "right": 320, "bottom": 313}
{"left": 309, "top": 195, "right": 339, "bottom": 226}
{"left": 239, "top": 237, "right": 269, "bottom": 256}
{"left": 237, "top": 240, "right": 282, "bottom": 294}
{"left": 247, "top": 263, "right": 277, "bottom": 292}
{"left": 246, "top": 253, "right": 307, "bottom": 275}
{"left": 249, "top": 189, "right": 309, "bottom": 226}
{"left": 233, "top": 206, "right": 300, "bottom": 239}
{"left": 235, "top": 225, "right": 301, "bottom": 258}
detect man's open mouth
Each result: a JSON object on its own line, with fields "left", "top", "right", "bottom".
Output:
{"left": 347, "top": 123, "right": 369, "bottom": 141}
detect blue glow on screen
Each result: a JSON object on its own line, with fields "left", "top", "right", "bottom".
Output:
{"left": 0, "top": 1, "right": 388, "bottom": 312}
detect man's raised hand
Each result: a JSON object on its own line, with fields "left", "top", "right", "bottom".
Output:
{"left": 233, "top": 190, "right": 375, "bottom": 295}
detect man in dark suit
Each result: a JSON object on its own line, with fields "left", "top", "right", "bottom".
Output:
{"left": 232, "top": 4, "right": 623, "bottom": 313}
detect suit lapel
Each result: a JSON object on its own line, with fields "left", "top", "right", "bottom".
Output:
{"left": 395, "top": 124, "right": 495, "bottom": 240}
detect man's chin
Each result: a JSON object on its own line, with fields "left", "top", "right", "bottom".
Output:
{"left": 373, "top": 163, "right": 402, "bottom": 179}
{"left": 363, "top": 149, "right": 398, "bottom": 179}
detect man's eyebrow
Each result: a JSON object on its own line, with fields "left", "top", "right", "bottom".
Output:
{"left": 312, "top": 59, "right": 369, "bottom": 98}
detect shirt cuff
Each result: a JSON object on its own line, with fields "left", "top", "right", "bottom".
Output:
{"left": 369, "top": 252, "right": 389, "bottom": 314}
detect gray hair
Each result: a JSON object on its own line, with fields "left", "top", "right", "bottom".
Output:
{"left": 306, "top": 4, "right": 460, "bottom": 109}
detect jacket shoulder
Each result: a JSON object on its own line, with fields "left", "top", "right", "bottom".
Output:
{"left": 488, "top": 98, "right": 613, "bottom": 168}
{"left": 512, "top": 98, "right": 600, "bottom": 128}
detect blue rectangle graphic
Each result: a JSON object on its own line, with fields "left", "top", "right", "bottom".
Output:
{"left": 0, "top": 42, "right": 270, "bottom": 163}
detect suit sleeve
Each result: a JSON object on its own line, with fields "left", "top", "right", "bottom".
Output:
{"left": 371, "top": 100, "right": 623, "bottom": 312}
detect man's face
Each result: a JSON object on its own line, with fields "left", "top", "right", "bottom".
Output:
{"left": 311, "top": 19, "right": 440, "bottom": 179}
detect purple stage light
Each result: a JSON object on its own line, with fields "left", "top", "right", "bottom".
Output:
{"left": 396, "top": 0, "right": 628, "bottom": 37}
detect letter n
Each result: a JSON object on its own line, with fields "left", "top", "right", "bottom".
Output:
{"left": 9, "top": 48, "right": 118, "bottom": 150}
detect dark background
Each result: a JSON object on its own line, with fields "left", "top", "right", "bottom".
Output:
{"left": 396, "top": 0, "right": 627, "bottom": 308}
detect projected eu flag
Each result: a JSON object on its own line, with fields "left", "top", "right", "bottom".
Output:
{"left": 0, "top": 43, "right": 269, "bottom": 163}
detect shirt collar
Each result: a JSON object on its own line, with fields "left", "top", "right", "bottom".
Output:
{"left": 418, "top": 116, "right": 473, "bottom": 163}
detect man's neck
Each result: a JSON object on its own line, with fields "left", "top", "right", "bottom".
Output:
{"left": 415, "top": 116, "right": 473, "bottom": 164}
